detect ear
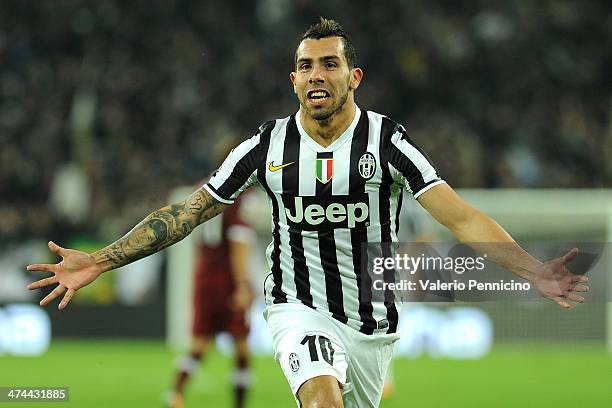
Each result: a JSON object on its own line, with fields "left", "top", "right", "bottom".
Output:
{"left": 290, "top": 71, "right": 297, "bottom": 94}
{"left": 349, "top": 67, "right": 363, "bottom": 91}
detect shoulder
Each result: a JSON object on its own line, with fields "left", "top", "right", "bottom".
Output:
{"left": 229, "top": 116, "right": 291, "bottom": 163}
{"left": 364, "top": 109, "right": 407, "bottom": 147}
{"left": 366, "top": 109, "right": 404, "bottom": 132}
{"left": 258, "top": 114, "right": 295, "bottom": 134}
{"left": 244, "top": 119, "right": 275, "bottom": 143}
{"left": 233, "top": 119, "right": 278, "bottom": 151}
{"left": 256, "top": 119, "right": 278, "bottom": 135}
{"left": 246, "top": 116, "right": 292, "bottom": 144}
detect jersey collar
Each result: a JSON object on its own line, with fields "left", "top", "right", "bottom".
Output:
{"left": 295, "top": 104, "right": 362, "bottom": 152}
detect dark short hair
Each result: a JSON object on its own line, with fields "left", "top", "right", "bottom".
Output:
{"left": 296, "top": 17, "right": 357, "bottom": 69}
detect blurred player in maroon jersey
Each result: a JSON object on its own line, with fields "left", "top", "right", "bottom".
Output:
{"left": 168, "top": 186, "right": 255, "bottom": 408}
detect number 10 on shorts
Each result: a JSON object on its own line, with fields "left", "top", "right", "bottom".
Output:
{"left": 301, "top": 335, "right": 335, "bottom": 365}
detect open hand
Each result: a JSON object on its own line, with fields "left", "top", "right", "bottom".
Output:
{"left": 26, "top": 241, "right": 104, "bottom": 309}
{"left": 532, "top": 248, "right": 590, "bottom": 308}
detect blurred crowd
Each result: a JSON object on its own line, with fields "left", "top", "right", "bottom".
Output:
{"left": 2, "top": 0, "right": 612, "bottom": 244}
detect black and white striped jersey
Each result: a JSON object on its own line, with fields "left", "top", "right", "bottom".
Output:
{"left": 204, "top": 106, "right": 445, "bottom": 335}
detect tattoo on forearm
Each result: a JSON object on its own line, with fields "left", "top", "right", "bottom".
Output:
{"left": 93, "top": 189, "right": 226, "bottom": 270}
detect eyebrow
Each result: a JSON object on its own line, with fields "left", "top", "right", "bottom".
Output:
{"left": 297, "top": 55, "right": 341, "bottom": 64}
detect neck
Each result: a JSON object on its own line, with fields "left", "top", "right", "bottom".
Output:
{"left": 299, "top": 99, "right": 356, "bottom": 148}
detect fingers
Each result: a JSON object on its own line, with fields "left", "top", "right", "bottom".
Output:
{"left": 571, "top": 275, "right": 589, "bottom": 283}
{"left": 27, "top": 276, "right": 58, "bottom": 290}
{"left": 571, "top": 283, "right": 589, "bottom": 292}
{"left": 40, "top": 285, "right": 66, "bottom": 307}
{"left": 565, "top": 292, "right": 584, "bottom": 303}
{"left": 26, "top": 263, "right": 56, "bottom": 273}
{"left": 58, "top": 289, "right": 75, "bottom": 310}
{"left": 48, "top": 241, "right": 66, "bottom": 257}
{"left": 560, "top": 248, "right": 579, "bottom": 265}
{"left": 552, "top": 296, "right": 571, "bottom": 308}
{"left": 28, "top": 241, "right": 66, "bottom": 273}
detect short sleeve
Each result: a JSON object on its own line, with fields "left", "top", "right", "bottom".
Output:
{"left": 386, "top": 124, "right": 445, "bottom": 199}
{"left": 204, "top": 121, "right": 274, "bottom": 204}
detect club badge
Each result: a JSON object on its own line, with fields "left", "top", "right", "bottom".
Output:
{"left": 358, "top": 152, "right": 376, "bottom": 180}
{"left": 289, "top": 352, "right": 300, "bottom": 372}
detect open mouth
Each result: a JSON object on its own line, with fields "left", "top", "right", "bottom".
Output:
{"left": 307, "top": 89, "right": 331, "bottom": 102}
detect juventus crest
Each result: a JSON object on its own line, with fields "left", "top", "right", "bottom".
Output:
{"left": 358, "top": 152, "right": 376, "bottom": 180}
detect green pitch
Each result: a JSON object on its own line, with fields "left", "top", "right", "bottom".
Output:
{"left": 1, "top": 340, "right": 611, "bottom": 407}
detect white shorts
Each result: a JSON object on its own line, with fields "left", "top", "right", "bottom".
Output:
{"left": 263, "top": 303, "right": 398, "bottom": 408}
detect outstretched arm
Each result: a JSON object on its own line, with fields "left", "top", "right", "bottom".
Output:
{"left": 417, "top": 183, "right": 589, "bottom": 308}
{"left": 93, "top": 188, "right": 226, "bottom": 270}
{"left": 27, "top": 187, "right": 227, "bottom": 309}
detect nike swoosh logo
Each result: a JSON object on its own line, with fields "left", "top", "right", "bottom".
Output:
{"left": 268, "top": 161, "right": 295, "bottom": 172}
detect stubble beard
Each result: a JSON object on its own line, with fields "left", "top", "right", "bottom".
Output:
{"left": 301, "top": 86, "right": 350, "bottom": 123}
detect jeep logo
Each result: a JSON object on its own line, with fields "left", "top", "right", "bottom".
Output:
{"left": 285, "top": 196, "right": 369, "bottom": 229}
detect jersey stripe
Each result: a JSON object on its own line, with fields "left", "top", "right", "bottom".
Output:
{"left": 348, "top": 109, "right": 377, "bottom": 334}
{"left": 316, "top": 150, "right": 347, "bottom": 324}
{"left": 283, "top": 117, "right": 313, "bottom": 307}
{"left": 379, "top": 117, "right": 400, "bottom": 334}
{"left": 395, "top": 189, "right": 403, "bottom": 236}
{"left": 364, "top": 111, "right": 387, "bottom": 332}
{"left": 257, "top": 121, "right": 287, "bottom": 304}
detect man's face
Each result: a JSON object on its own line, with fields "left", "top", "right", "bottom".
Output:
{"left": 291, "top": 37, "right": 361, "bottom": 121}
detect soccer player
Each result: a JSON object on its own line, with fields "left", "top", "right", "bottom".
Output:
{"left": 27, "top": 18, "right": 589, "bottom": 408}
{"left": 167, "top": 189, "right": 255, "bottom": 408}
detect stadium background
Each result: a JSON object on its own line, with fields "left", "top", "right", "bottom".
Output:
{"left": 1, "top": 0, "right": 611, "bottom": 407}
